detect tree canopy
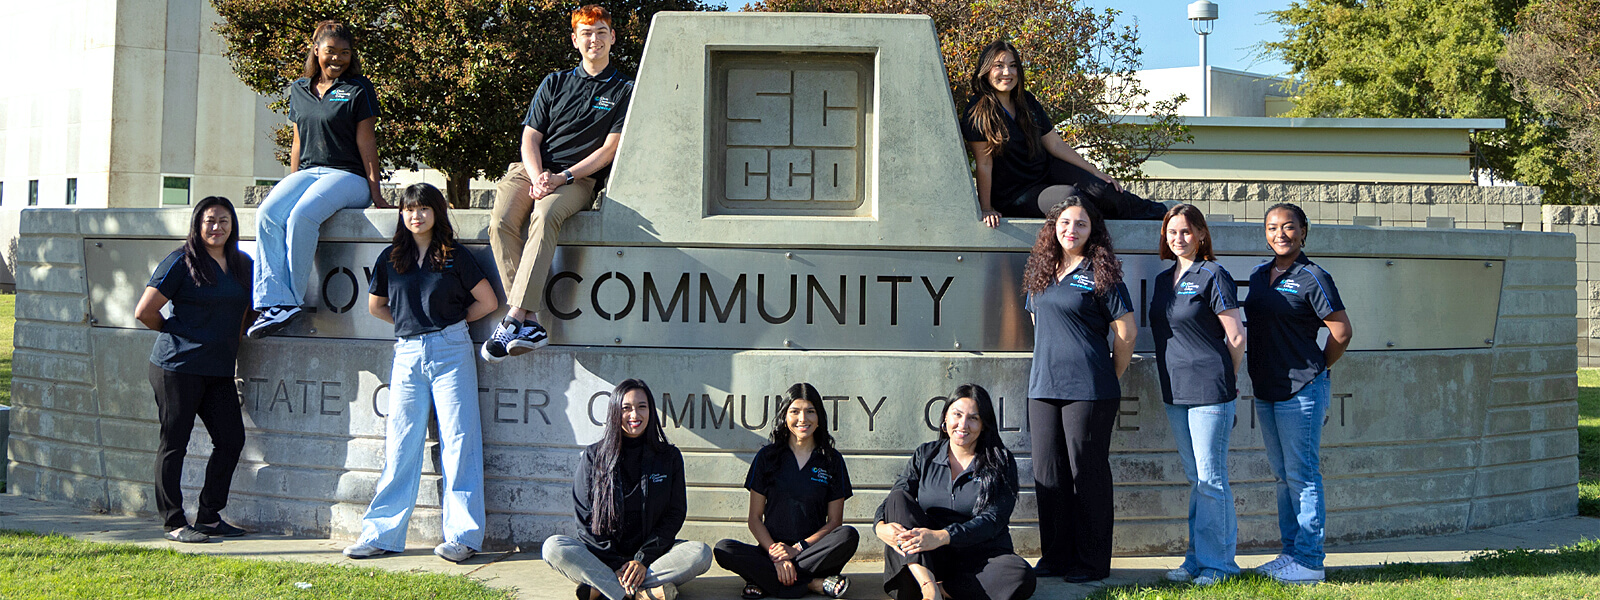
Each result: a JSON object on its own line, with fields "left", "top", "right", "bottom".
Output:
{"left": 744, "top": 0, "right": 1189, "bottom": 181}
{"left": 211, "top": 0, "right": 712, "bottom": 207}
{"left": 1500, "top": 0, "right": 1600, "bottom": 196}
{"left": 1263, "top": 0, "right": 1580, "bottom": 201}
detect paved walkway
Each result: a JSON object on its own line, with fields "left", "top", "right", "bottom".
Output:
{"left": 2, "top": 493, "right": 1596, "bottom": 599}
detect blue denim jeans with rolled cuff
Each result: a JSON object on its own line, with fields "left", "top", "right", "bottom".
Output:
{"left": 252, "top": 167, "right": 370, "bottom": 309}
{"left": 1254, "top": 370, "right": 1330, "bottom": 570}
{"left": 356, "top": 321, "right": 486, "bottom": 551}
{"left": 541, "top": 535, "right": 713, "bottom": 600}
{"left": 1164, "top": 401, "right": 1240, "bottom": 579}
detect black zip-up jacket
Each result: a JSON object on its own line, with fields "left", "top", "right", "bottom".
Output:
{"left": 571, "top": 440, "right": 687, "bottom": 569}
{"left": 874, "top": 439, "right": 1020, "bottom": 554}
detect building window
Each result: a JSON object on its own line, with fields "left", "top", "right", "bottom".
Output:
{"left": 66, "top": 178, "right": 77, "bottom": 206}
{"left": 161, "top": 176, "right": 191, "bottom": 206}
{"left": 28, "top": 180, "right": 39, "bottom": 206}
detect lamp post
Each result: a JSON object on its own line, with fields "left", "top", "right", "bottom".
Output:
{"left": 1188, "top": 0, "right": 1218, "bottom": 116}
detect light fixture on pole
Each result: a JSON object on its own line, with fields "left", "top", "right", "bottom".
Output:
{"left": 1188, "top": 0, "right": 1218, "bottom": 116}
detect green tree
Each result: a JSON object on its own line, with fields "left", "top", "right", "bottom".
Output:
{"left": 1500, "top": 0, "right": 1600, "bottom": 195}
{"left": 744, "top": 0, "right": 1189, "bottom": 181}
{"left": 1263, "top": 0, "right": 1578, "bottom": 201}
{"left": 211, "top": 0, "right": 713, "bottom": 208}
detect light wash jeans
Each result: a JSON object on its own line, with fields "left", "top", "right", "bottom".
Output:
{"left": 542, "top": 535, "right": 713, "bottom": 600}
{"left": 1164, "top": 401, "right": 1240, "bottom": 578}
{"left": 253, "top": 167, "right": 370, "bottom": 309}
{"left": 1255, "top": 371, "right": 1330, "bottom": 570}
{"left": 357, "top": 321, "right": 486, "bottom": 551}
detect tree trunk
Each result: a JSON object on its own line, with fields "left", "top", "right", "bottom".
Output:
{"left": 445, "top": 171, "right": 472, "bottom": 209}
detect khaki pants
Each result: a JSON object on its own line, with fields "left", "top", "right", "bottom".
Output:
{"left": 489, "top": 162, "right": 596, "bottom": 315}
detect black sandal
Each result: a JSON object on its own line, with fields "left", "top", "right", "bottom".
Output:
{"left": 741, "top": 583, "right": 766, "bottom": 599}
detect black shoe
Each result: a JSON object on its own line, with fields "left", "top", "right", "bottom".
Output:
{"left": 1033, "top": 563, "right": 1068, "bottom": 577}
{"left": 193, "top": 519, "right": 247, "bottom": 537}
{"left": 165, "top": 526, "right": 210, "bottom": 543}
{"left": 507, "top": 321, "right": 549, "bottom": 355}
{"left": 247, "top": 306, "right": 302, "bottom": 339}
{"left": 1063, "top": 571, "right": 1108, "bottom": 584}
{"left": 575, "top": 583, "right": 590, "bottom": 600}
{"left": 481, "top": 317, "right": 518, "bottom": 363}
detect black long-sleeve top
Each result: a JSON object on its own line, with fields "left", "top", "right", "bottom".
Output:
{"left": 874, "top": 439, "right": 1020, "bottom": 554}
{"left": 571, "top": 437, "right": 687, "bottom": 569}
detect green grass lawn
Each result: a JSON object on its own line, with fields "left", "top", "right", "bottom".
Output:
{"left": 1577, "top": 370, "right": 1600, "bottom": 517}
{"left": 0, "top": 530, "right": 512, "bottom": 600}
{"left": 0, "top": 293, "right": 13, "bottom": 406}
{"left": 1090, "top": 540, "right": 1600, "bottom": 599}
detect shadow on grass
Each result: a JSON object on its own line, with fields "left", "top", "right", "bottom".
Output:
{"left": 1576, "top": 370, "right": 1599, "bottom": 517}
{"left": 1330, "top": 539, "right": 1600, "bottom": 583}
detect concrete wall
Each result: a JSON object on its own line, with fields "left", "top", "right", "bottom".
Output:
{"left": 4, "top": 207, "right": 1579, "bottom": 555}
{"left": 0, "top": 0, "right": 284, "bottom": 209}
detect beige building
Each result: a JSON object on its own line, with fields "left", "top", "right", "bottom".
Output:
{"left": 1130, "top": 65, "right": 1298, "bottom": 118}
{"left": 0, "top": 0, "right": 285, "bottom": 210}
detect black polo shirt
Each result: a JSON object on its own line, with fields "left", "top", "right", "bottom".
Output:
{"left": 744, "top": 444, "right": 852, "bottom": 544}
{"left": 288, "top": 75, "right": 380, "bottom": 176}
{"left": 1242, "top": 253, "right": 1345, "bottom": 402}
{"left": 368, "top": 243, "right": 487, "bottom": 337}
{"left": 961, "top": 92, "right": 1052, "bottom": 210}
{"left": 873, "top": 440, "right": 1019, "bottom": 553}
{"left": 1026, "top": 262, "right": 1133, "bottom": 401}
{"left": 148, "top": 249, "right": 253, "bottom": 378}
{"left": 522, "top": 65, "right": 634, "bottom": 184}
{"left": 1150, "top": 260, "right": 1239, "bottom": 405}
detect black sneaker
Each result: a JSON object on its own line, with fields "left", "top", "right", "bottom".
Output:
{"left": 480, "top": 317, "right": 518, "bottom": 363}
{"left": 246, "top": 306, "right": 302, "bottom": 339}
{"left": 165, "top": 526, "right": 210, "bottom": 543}
{"left": 193, "top": 519, "right": 248, "bottom": 537}
{"left": 508, "top": 321, "right": 549, "bottom": 355}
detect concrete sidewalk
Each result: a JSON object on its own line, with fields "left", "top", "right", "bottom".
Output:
{"left": 1, "top": 493, "right": 1595, "bottom": 599}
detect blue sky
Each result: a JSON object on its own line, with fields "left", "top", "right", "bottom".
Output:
{"left": 707, "top": 0, "right": 1296, "bottom": 76}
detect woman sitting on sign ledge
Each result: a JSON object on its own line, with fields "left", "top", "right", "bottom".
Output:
{"left": 962, "top": 39, "right": 1167, "bottom": 227}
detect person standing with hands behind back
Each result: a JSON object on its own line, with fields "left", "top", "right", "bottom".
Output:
{"left": 342, "top": 183, "right": 498, "bottom": 563}
{"left": 483, "top": 4, "right": 634, "bottom": 362}
{"left": 135, "top": 196, "right": 255, "bottom": 544}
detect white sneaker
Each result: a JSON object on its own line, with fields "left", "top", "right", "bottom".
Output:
{"left": 246, "top": 306, "right": 302, "bottom": 339}
{"left": 342, "top": 542, "right": 394, "bottom": 559}
{"left": 1265, "top": 560, "right": 1324, "bottom": 585}
{"left": 1254, "top": 554, "right": 1294, "bottom": 576}
{"left": 1193, "top": 572, "right": 1226, "bottom": 587}
{"left": 1164, "top": 567, "right": 1193, "bottom": 582}
{"left": 434, "top": 541, "right": 474, "bottom": 563}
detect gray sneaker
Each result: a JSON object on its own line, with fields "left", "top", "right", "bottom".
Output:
{"left": 342, "top": 542, "right": 394, "bottom": 559}
{"left": 434, "top": 541, "right": 474, "bottom": 563}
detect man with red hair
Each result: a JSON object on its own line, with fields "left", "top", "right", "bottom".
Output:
{"left": 483, "top": 4, "right": 633, "bottom": 362}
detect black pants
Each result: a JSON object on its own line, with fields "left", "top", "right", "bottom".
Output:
{"left": 880, "top": 489, "right": 1036, "bottom": 600}
{"left": 1030, "top": 398, "right": 1119, "bottom": 580}
{"left": 713, "top": 526, "right": 860, "bottom": 598}
{"left": 1002, "top": 157, "right": 1168, "bottom": 220}
{"left": 150, "top": 363, "right": 246, "bottom": 530}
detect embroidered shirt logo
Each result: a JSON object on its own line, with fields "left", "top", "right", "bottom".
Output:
{"left": 1068, "top": 272, "right": 1095, "bottom": 291}
{"left": 648, "top": 473, "right": 668, "bottom": 483}
{"left": 1177, "top": 280, "right": 1202, "bottom": 296}
{"left": 593, "top": 96, "right": 616, "bottom": 111}
{"left": 1275, "top": 278, "right": 1302, "bottom": 294}
{"left": 809, "top": 467, "right": 831, "bottom": 485}
{"left": 329, "top": 89, "right": 353, "bottom": 102}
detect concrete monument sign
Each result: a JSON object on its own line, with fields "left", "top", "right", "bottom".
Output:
{"left": 5, "top": 12, "right": 1580, "bottom": 556}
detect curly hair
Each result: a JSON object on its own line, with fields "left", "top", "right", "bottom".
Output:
{"left": 1022, "top": 196, "right": 1122, "bottom": 297}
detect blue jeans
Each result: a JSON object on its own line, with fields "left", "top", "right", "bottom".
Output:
{"left": 253, "top": 167, "right": 370, "bottom": 309}
{"left": 1164, "top": 402, "right": 1239, "bottom": 578}
{"left": 357, "top": 322, "right": 486, "bottom": 551}
{"left": 1254, "top": 371, "right": 1330, "bottom": 570}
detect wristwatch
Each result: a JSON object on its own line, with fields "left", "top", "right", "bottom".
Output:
{"left": 794, "top": 540, "right": 807, "bottom": 552}
{"left": 561, "top": 169, "right": 574, "bottom": 184}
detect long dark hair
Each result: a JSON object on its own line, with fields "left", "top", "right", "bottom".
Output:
{"left": 937, "top": 384, "right": 1016, "bottom": 513}
{"left": 763, "top": 383, "right": 838, "bottom": 480}
{"left": 182, "top": 196, "right": 249, "bottom": 288}
{"left": 1023, "top": 196, "right": 1122, "bottom": 296}
{"left": 967, "top": 39, "right": 1043, "bottom": 159}
{"left": 588, "top": 378, "right": 670, "bottom": 537}
{"left": 1159, "top": 203, "right": 1216, "bottom": 262}
{"left": 301, "top": 20, "right": 362, "bottom": 83}
{"left": 388, "top": 183, "right": 457, "bottom": 274}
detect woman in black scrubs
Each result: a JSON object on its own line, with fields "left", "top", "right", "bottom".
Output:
{"left": 962, "top": 39, "right": 1166, "bottom": 227}
{"left": 714, "top": 383, "right": 857, "bottom": 599}
{"left": 874, "top": 384, "right": 1036, "bottom": 600}
{"left": 1149, "top": 204, "right": 1245, "bottom": 586}
{"left": 1022, "top": 197, "right": 1137, "bottom": 583}
{"left": 134, "top": 196, "right": 255, "bottom": 543}
{"left": 1242, "top": 203, "right": 1353, "bottom": 586}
